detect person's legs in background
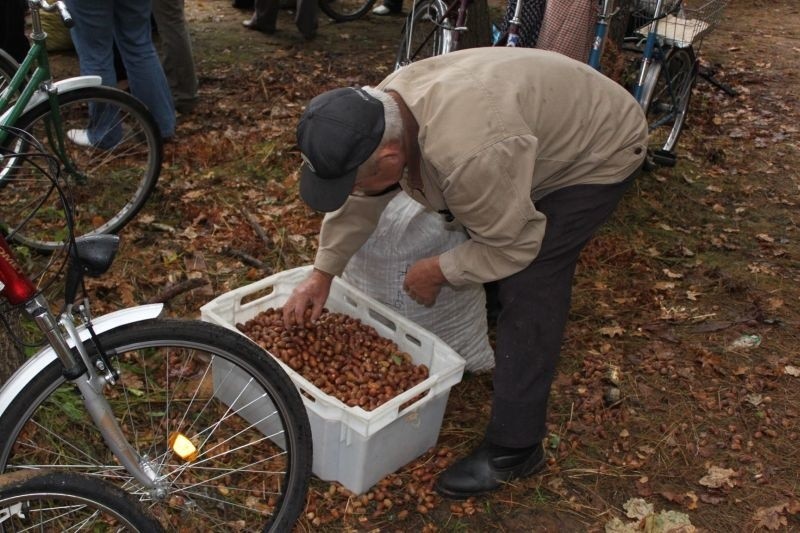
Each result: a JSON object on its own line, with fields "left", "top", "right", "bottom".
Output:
{"left": 64, "top": 0, "right": 117, "bottom": 85}
{"left": 64, "top": 0, "right": 125, "bottom": 147}
{"left": 372, "top": 0, "right": 403, "bottom": 16}
{"left": 294, "top": 0, "right": 318, "bottom": 40}
{"left": 242, "top": 0, "right": 280, "bottom": 33}
{"left": 151, "top": 0, "right": 198, "bottom": 114}
{"left": 113, "top": 0, "right": 176, "bottom": 138}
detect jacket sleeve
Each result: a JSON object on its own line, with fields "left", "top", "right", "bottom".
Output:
{"left": 438, "top": 134, "right": 547, "bottom": 286}
{"left": 313, "top": 189, "right": 400, "bottom": 276}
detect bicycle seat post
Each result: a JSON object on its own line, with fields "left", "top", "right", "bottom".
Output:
{"left": 27, "top": 1, "right": 46, "bottom": 41}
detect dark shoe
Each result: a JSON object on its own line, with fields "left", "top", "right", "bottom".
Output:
{"left": 175, "top": 98, "right": 198, "bottom": 115}
{"left": 435, "top": 443, "right": 546, "bottom": 499}
{"left": 242, "top": 18, "right": 276, "bottom": 33}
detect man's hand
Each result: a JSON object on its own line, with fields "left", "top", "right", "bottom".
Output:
{"left": 282, "top": 268, "right": 334, "bottom": 327}
{"left": 403, "top": 256, "right": 446, "bottom": 307}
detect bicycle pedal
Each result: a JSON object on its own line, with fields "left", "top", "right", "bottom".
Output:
{"left": 651, "top": 149, "right": 677, "bottom": 167}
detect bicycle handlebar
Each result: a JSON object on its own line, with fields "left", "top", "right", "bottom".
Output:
{"left": 29, "top": 0, "right": 74, "bottom": 28}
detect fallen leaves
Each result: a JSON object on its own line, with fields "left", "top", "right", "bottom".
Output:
{"left": 698, "top": 465, "right": 737, "bottom": 489}
{"left": 605, "top": 498, "right": 698, "bottom": 532}
{"left": 599, "top": 325, "right": 626, "bottom": 338}
{"left": 752, "top": 501, "right": 800, "bottom": 530}
{"left": 784, "top": 366, "right": 800, "bottom": 377}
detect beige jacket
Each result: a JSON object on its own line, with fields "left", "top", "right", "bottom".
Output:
{"left": 313, "top": 48, "right": 647, "bottom": 286}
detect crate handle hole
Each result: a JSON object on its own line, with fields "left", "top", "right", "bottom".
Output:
{"left": 368, "top": 308, "right": 396, "bottom": 331}
{"left": 239, "top": 285, "right": 275, "bottom": 306}
{"left": 299, "top": 389, "right": 316, "bottom": 403}
{"left": 404, "top": 333, "right": 421, "bottom": 347}
{"left": 344, "top": 295, "right": 357, "bottom": 308}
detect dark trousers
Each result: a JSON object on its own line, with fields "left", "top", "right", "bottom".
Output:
{"left": 251, "top": 0, "right": 317, "bottom": 38}
{"left": 485, "top": 172, "right": 637, "bottom": 448}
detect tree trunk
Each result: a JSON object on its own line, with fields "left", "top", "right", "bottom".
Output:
{"left": 460, "top": 0, "right": 492, "bottom": 49}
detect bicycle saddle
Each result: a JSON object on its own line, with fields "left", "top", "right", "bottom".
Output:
{"left": 72, "top": 234, "right": 120, "bottom": 277}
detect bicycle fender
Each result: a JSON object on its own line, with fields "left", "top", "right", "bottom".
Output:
{"left": 0, "top": 303, "right": 163, "bottom": 418}
{"left": 22, "top": 75, "right": 103, "bottom": 115}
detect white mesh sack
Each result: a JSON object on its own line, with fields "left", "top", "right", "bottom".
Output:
{"left": 342, "top": 192, "right": 495, "bottom": 373}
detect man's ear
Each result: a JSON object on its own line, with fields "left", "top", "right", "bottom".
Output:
{"left": 376, "top": 139, "right": 402, "bottom": 162}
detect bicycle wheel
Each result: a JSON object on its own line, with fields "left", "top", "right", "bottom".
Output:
{"left": 0, "top": 319, "right": 312, "bottom": 532}
{"left": 0, "top": 48, "right": 21, "bottom": 111}
{"left": 0, "top": 470, "right": 163, "bottom": 532}
{"left": 395, "top": 0, "right": 455, "bottom": 69}
{"left": 318, "top": 0, "right": 378, "bottom": 23}
{"left": 638, "top": 46, "right": 696, "bottom": 165}
{"left": 1, "top": 86, "right": 162, "bottom": 251}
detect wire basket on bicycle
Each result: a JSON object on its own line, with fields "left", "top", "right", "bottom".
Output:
{"left": 629, "top": 0, "right": 729, "bottom": 50}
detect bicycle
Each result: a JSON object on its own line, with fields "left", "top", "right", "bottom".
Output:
{"left": 0, "top": 0, "right": 162, "bottom": 252}
{"left": 395, "top": 0, "right": 555, "bottom": 68}
{"left": 624, "top": 0, "right": 729, "bottom": 167}
{"left": 0, "top": 469, "right": 163, "bottom": 532}
{"left": 319, "top": 0, "right": 381, "bottom": 22}
{"left": 0, "top": 132, "right": 313, "bottom": 531}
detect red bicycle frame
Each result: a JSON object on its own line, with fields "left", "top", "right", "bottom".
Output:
{"left": 0, "top": 235, "right": 36, "bottom": 306}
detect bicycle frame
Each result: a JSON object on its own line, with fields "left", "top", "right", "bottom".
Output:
{"left": 0, "top": 233, "right": 167, "bottom": 495}
{"left": 633, "top": 0, "right": 673, "bottom": 101}
{"left": 0, "top": 1, "right": 99, "bottom": 154}
{"left": 405, "top": 0, "right": 470, "bottom": 62}
{"left": 588, "top": 0, "right": 618, "bottom": 70}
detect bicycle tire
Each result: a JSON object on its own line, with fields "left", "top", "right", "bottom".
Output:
{"left": 638, "top": 46, "right": 696, "bottom": 161}
{"left": 0, "top": 86, "right": 162, "bottom": 251}
{"left": 0, "top": 318, "right": 312, "bottom": 532}
{"left": 319, "top": 0, "right": 378, "bottom": 23}
{"left": 0, "top": 469, "right": 163, "bottom": 532}
{"left": 395, "top": 0, "right": 455, "bottom": 69}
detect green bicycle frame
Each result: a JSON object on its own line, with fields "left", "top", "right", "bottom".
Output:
{"left": 0, "top": 15, "right": 68, "bottom": 160}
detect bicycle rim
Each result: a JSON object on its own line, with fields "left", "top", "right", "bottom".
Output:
{"left": 642, "top": 47, "right": 696, "bottom": 155}
{"left": 0, "top": 319, "right": 312, "bottom": 532}
{"left": 0, "top": 470, "right": 163, "bottom": 532}
{"left": 319, "top": 0, "right": 376, "bottom": 22}
{"left": 3, "top": 86, "right": 161, "bottom": 251}
{"left": 395, "top": 0, "right": 454, "bottom": 69}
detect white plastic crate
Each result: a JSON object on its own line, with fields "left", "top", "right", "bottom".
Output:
{"left": 200, "top": 265, "right": 466, "bottom": 494}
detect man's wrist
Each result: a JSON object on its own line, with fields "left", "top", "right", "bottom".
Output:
{"left": 312, "top": 268, "right": 334, "bottom": 280}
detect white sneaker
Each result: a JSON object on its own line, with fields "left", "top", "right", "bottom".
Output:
{"left": 66, "top": 129, "right": 92, "bottom": 147}
{"left": 372, "top": 4, "right": 395, "bottom": 15}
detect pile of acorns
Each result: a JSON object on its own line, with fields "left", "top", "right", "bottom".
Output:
{"left": 236, "top": 307, "right": 429, "bottom": 411}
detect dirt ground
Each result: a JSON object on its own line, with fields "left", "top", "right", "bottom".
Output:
{"left": 41, "top": 0, "right": 799, "bottom": 530}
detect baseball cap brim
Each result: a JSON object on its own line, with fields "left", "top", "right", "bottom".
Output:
{"left": 299, "top": 162, "right": 358, "bottom": 213}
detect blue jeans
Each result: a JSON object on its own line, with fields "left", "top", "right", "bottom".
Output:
{"left": 66, "top": 0, "right": 175, "bottom": 139}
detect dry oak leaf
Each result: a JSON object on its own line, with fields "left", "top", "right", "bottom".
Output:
{"left": 698, "top": 466, "right": 737, "bottom": 489}
{"left": 784, "top": 365, "right": 800, "bottom": 377}
{"left": 624, "top": 498, "right": 655, "bottom": 520}
{"left": 599, "top": 326, "right": 625, "bottom": 338}
{"left": 751, "top": 502, "right": 797, "bottom": 531}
